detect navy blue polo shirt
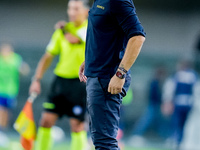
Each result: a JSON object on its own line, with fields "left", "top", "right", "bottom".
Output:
{"left": 85, "top": 0, "right": 146, "bottom": 78}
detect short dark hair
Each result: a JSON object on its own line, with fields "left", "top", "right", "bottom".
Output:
{"left": 69, "top": 0, "right": 89, "bottom": 9}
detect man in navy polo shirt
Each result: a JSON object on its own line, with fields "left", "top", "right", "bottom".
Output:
{"left": 79, "top": 0, "right": 146, "bottom": 149}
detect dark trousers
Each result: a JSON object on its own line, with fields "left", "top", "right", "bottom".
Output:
{"left": 172, "top": 105, "right": 191, "bottom": 144}
{"left": 86, "top": 76, "right": 130, "bottom": 150}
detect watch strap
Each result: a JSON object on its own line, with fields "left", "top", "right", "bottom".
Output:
{"left": 118, "top": 67, "right": 128, "bottom": 73}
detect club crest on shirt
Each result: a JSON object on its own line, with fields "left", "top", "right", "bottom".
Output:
{"left": 72, "top": 105, "right": 83, "bottom": 115}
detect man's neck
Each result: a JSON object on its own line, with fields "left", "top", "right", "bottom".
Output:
{"left": 74, "top": 19, "right": 85, "bottom": 27}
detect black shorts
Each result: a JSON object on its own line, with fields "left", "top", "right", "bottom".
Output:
{"left": 43, "top": 76, "right": 86, "bottom": 122}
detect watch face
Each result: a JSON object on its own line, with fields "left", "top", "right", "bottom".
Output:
{"left": 116, "top": 71, "right": 123, "bottom": 78}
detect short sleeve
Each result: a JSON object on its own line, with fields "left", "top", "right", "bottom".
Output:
{"left": 77, "top": 27, "right": 87, "bottom": 43}
{"left": 46, "top": 29, "right": 63, "bottom": 55}
{"left": 110, "top": 0, "right": 146, "bottom": 39}
{"left": 15, "top": 54, "right": 23, "bottom": 69}
{"left": 162, "top": 78, "right": 176, "bottom": 102}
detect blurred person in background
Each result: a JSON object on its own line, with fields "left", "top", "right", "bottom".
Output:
{"left": 0, "top": 43, "right": 29, "bottom": 147}
{"left": 130, "top": 66, "right": 168, "bottom": 144}
{"left": 194, "top": 33, "right": 200, "bottom": 73}
{"left": 162, "top": 59, "right": 198, "bottom": 150}
{"left": 29, "top": 0, "right": 88, "bottom": 150}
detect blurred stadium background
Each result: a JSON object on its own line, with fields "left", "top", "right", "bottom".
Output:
{"left": 1, "top": 0, "right": 200, "bottom": 149}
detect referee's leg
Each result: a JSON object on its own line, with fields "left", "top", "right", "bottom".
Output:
{"left": 87, "top": 77, "right": 121, "bottom": 150}
{"left": 69, "top": 118, "right": 87, "bottom": 150}
{"left": 35, "top": 112, "right": 58, "bottom": 150}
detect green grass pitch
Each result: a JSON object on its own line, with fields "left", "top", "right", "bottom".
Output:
{"left": 1, "top": 141, "right": 171, "bottom": 150}
{"left": 0, "top": 136, "right": 171, "bottom": 150}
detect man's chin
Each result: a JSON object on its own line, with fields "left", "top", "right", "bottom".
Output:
{"left": 69, "top": 18, "right": 75, "bottom": 22}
